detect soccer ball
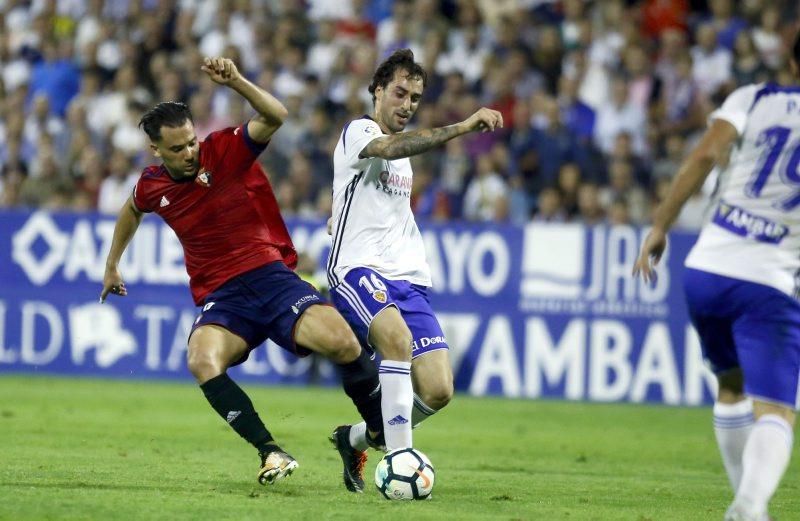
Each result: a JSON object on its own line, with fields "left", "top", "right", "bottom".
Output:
{"left": 374, "top": 447, "right": 435, "bottom": 500}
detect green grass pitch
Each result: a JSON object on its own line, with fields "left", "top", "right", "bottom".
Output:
{"left": 0, "top": 375, "right": 797, "bottom": 520}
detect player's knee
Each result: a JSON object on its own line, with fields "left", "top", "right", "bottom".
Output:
{"left": 187, "top": 345, "right": 225, "bottom": 383}
{"left": 323, "top": 326, "right": 362, "bottom": 364}
{"left": 419, "top": 382, "right": 453, "bottom": 411}
{"left": 380, "top": 330, "right": 413, "bottom": 362}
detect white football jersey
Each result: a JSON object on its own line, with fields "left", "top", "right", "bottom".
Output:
{"left": 686, "top": 83, "right": 800, "bottom": 297}
{"left": 327, "top": 117, "right": 432, "bottom": 287}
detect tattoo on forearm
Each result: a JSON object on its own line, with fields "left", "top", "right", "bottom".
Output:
{"left": 370, "top": 125, "right": 461, "bottom": 159}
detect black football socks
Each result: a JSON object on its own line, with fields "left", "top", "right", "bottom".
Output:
{"left": 200, "top": 373, "right": 275, "bottom": 454}
{"left": 336, "top": 348, "right": 383, "bottom": 435}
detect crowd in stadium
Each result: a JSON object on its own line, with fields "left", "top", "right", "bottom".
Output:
{"left": 1, "top": 0, "right": 798, "bottom": 229}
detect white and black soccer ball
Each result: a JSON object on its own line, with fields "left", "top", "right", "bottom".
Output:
{"left": 374, "top": 447, "right": 435, "bottom": 500}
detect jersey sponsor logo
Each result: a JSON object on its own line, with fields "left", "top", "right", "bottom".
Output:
{"left": 292, "top": 294, "right": 320, "bottom": 313}
{"left": 412, "top": 335, "right": 447, "bottom": 351}
{"left": 160, "top": 196, "right": 170, "bottom": 208}
{"left": 376, "top": 170, "right": 412, "bottom": 198}
{"left": 195, "top": 170, "right": 212, "bottom": 188}
{"left": 712, "top": 201, "right": 788, "bottom": 244}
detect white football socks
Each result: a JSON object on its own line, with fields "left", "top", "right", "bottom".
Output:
{"left": 348, "top": 422, "right": 369, "bottom": 451}
{"left": 349, "top": 393, "right": 438, "bottom": 451}
{"left": 713, "top": 399, "right": 754, "bottom": 492}
{"left": 731, "top": 414, "right": 794, "bottom": 518}
{"left": 378, "top": 360, "right": 413, "bottom": 450}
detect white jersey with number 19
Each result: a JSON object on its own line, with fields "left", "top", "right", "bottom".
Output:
{"left": 327, "top": 116, "right": 432, "bottom": 288}
{"left": 686, "top": 83, "right": 800, "bottom": 297}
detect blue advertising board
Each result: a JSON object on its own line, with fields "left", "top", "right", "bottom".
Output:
{"left": 0, "top": 210, "right": 716, "bottom": 404}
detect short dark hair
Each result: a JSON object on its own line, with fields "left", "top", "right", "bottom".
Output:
{"left": 138, "top": 101, "right": 193, "bottom": 141}
{"left": 368, "top": 49, "right": 427, "bottom": 104}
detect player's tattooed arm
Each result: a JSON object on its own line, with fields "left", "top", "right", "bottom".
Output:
{"left": 363, "top": 125, "right": 463, "bottom": 160}
{"left": 362, "top": 107, "right": 503, "bottom": 160}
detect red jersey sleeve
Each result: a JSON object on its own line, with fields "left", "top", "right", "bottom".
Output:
{"left": 202, "top": 124, "right": 268, "bottom": 176}
{"left": 132, "top": 166, "right": 163, "bottom": 212}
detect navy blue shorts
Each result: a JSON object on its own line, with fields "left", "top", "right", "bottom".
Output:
{"left": 684, "top": 268, "right": 800, "bottom": 408}
{"left": 190, "top": 261, "right": 326, "bottom": 364}
{"left": 330, "top": 267, "right": 448, "bottom": 360}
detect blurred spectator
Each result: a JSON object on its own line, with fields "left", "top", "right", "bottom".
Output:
{"left": 609, "top": 133, "right": 648, "bottom": 186}
{"left": 731, "top": 30, "right": 771, "bottom": 86}
{"left": 576, "top": 182, "right": 605, "bottom": 225}
{"left": 656, "top": 49, "right": 706, "bottom": 136}
{"left": 531, "top": 25, "right": 563, "bottom": 94}
{"left": 594, "top": 75, "right": 647, "bottom": 156}
{"left": 1, "top": 31, "right": 31, "bottom": 92}
{"left": 560, "top": 0, "right": 586, "bottom": 51}
{"left": 557, "top": 75, "right": 594, "bottom": 143}
{"left": 652, "top": 133, "right": 687, "bottom": 181}
{"left": 691, "top": 23, "right": 733, "bottom": 99}
{"left": 439, "top": 138, "right": 471, "bottom": 197}
{"left": 27, "top": 38, "right": 81, "bottom": 117}
{"left": 705, "top": 0, "right": 748, "bottom": 51}
{"left": 189, "top": 90, "right": 233, "bottom": 142}
{"left": 641, "top": 0, "right": 689, "bottom": 40}
{"left": 23, "top": 93, "right": 65, "bottom": 150}
{"left": 528, "top": 93, "right": 588, "bottom": 190}
{"left": 412, "top": 161, "right": 452, "bottom": 222}
{"left": 463, "top": 155, "right": 509, "bottom": 221}
{"left": 557, "top": 162, "right": 581, "bottom": 217}
{"left": 286, "top": 152, "right": 320, "bottom": 218}
{"left": 752, "top": 5, "right": 784, "bottom": 70}
{"left": 307, "top": 19, "right": 342, "bottom": 82}
{"left": 376, "top": 0, "right": 413, "bottom": 57}
{"left": 18, "top": 149, "right": 72, "bottom": 208}
{"left": 622, "top": 44, "right": 656, "bottom": 111}
{"left": 599, "top": 159, "right": 649, "bottom": 224}
{"left": 97, "top": 150, "right": 137, "bottom": 215}
{"left": 506, "top": 175, "right": 531, "bottom": 225}
{"left": 607, "top": 195, "right": 632, "bottom": 226}
{"left": 438, "top": 20, "right": 491, "bottom": 87}
{"left": 532, "top": 185, "right": 567, "bottom": 223}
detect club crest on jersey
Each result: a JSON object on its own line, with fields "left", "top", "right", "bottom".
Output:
{"left": 195, "top": 170, "right": 212, "bottom": 188}
{"left": 372, "top": 290, "right": 387, "bottom": 303}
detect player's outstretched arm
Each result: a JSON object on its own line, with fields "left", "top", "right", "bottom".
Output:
{"left": 100, "top": 196, "right": 144, "bottom": 303}
{"left": 362, "top": 107, "right": 503, "bottom": 160}
{"left": 200, "top": 56, "right": 288, "bottom": 143}
{"left": 633, "top": 118, "right": 738, "bottom": 282}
